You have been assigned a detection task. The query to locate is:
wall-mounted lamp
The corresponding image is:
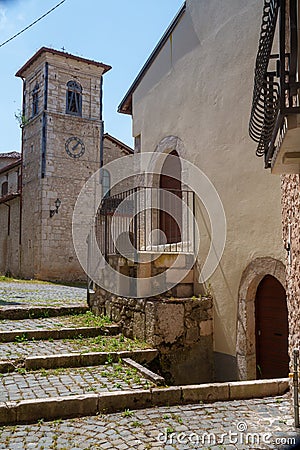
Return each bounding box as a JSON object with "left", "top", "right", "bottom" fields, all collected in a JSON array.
[{"left": 50, "top": 198, "right": 61, "bottom": 218}]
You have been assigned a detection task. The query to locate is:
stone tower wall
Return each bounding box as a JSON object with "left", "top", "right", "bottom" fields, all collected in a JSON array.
[{"left": 19, "top": 50, "right": 106, "bottom": 281}]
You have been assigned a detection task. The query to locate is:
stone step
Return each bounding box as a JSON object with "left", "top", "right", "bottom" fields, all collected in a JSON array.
[
  {"left": 0, "top": 305, "right": 89, "bottom": 320},
  {"left": 0, "top": 378, "right": 289, "bottom": 425},
  {"left": 0, "top": 324, "right": 120, "bottom": 343},
  {"left": 0, "top": 335, "right": 152, "bottom": 363},
  {"left": 0, "top": 349, "right": 159, "bottom": 373},
  {"left": 0, "top": 364, "right": 156, "bottom": 406},
  {"left": 26, "top": 349, "right": 158, "bottom": 371},
  {"left": 0, "top": 314, "right": 105, "bottom": 332}
]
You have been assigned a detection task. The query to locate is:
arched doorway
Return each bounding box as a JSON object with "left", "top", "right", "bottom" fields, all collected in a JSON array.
[
  {"left": 255, "top": 275, "right": 289, "bottom": 379},
  {"left": 159, "top": 150, "right": 182, "bottom": 244}
]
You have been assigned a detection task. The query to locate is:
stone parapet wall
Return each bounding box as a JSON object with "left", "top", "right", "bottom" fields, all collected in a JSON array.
[
  {"left": 99, "top": 253, "right": 194, "bottom": 299},
  {"left": 281, "top": 174, "right": 300, "bottom": 359},
  {"left": 91, "top": 287, "right": 213, "bottom": 385}
]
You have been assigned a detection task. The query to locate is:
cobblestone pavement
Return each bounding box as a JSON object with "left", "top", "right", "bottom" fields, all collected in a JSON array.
[
  {"left": 0, "top": 336, "right": 149, "bottom": 360},
  {"left": 0, "top": 280, "right": 298, "bottom": 449},
  {"left": 0, "top": 282, "right": 86, "bottom": 308},
  {"left": 0, "top": 395, "right": 299, "bottom": 449},
  {"left": 0, "top": 315, "right": 97, "bottom": 332},
  {"left": 0, "top": 364, "right": 154, "bottom": 402}
]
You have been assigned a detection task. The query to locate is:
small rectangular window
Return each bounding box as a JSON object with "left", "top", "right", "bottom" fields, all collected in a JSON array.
[
  {"left": 1, "top": 181, "right": 8, "bottom": 197},
  {"left": 134, "top": 134, "right": 141, "bottom": 153}
]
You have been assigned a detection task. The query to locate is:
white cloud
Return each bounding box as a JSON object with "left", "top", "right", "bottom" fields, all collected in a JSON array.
[
  {"left": 0, "top": 7, "right": 7, "bottom": 31},
  {"left": 16, "top": 13, "right": 25, "bottom": 21}
]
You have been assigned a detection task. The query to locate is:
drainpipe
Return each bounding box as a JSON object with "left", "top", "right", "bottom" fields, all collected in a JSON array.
[
  {"left": 3, "top": 202, "right": 10, "bottom": 236},
  {"left": 87, "top": 75, "right": 104, "bottom": 304},
  {"left": 99, "top": 75, "right": 104, "bottom": 173},
  {"left": 19, "top": 76, "right": 26, "bottom": 275},
  {"left": 293, "top": 348, "right": 299, "bottom": 428}
]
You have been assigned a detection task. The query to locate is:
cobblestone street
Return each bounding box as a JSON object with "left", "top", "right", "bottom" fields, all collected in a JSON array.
[
  {"left": 0, "top": 282, "right": 86, "bottom": 307},
  {"left": 0, "top": 281, "right": 299, "bottom": 449},
  {"left": 0, "top": 364, "right": 154, "bottom": 402},
  {"left": 0, "top": 335, "right": 148, "bottom": 360},
  {"left": 0, "top": 395, "right": 299, "bottom": 449}
]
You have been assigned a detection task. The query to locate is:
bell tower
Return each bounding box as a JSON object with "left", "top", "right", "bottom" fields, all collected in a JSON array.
[{"left": 16, "top": 47, "right": 111, "bottom": 281}]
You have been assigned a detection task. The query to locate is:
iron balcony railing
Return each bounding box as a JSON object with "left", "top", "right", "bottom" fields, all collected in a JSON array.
[
  {"left": 96, "top": 186, "right": 195, "bottom": 259},
  {"left": 249, "top": 0, "right": 300, "bottom": 168}
]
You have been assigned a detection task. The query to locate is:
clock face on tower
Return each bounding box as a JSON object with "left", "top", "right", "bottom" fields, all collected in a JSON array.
[{"left": 65, "top": 136, "right": 85, "bottom": 158}]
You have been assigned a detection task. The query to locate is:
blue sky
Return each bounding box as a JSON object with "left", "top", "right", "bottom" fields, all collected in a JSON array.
[{"left": 0, "top": 0, "right": 183, "bottom": 153}]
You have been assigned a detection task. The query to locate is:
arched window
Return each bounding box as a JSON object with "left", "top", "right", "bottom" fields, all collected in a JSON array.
[
  {"left": 1, "top": 181, "right": 8, "bottom": 197},
  {"left": 102, "top": 169, "right": 110, "bottom": 197},
  {"left": 66, "top": 80, "right": 82, "bottom": 116},
  {"left": 32, "top": 82, "right": 39, "bottom": 116}
]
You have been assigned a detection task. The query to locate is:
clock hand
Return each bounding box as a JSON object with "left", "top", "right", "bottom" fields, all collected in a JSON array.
[{"left": 72, "top": 141, "right": 80, "bottom": 151}]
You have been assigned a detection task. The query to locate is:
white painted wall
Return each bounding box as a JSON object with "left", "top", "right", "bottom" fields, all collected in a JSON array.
[{"left": 130, "top": 0, "right": 284, "bottom": 364}]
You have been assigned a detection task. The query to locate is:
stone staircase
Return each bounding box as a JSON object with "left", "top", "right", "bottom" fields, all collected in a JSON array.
[
  {"left": 0, "top": 282, "right": 163, "bottom": 425},
  {"left": 0, "top": 281, "right": 290, "bottom": 428}
]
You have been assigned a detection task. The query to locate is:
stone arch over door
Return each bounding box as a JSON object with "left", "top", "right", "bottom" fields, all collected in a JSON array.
[{"left": 236, "top": 257, "right": 286, "bottom": 380}]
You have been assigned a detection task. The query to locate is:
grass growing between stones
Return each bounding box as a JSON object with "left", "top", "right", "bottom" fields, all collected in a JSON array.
[
  {"left": 100, "top": 362, "right": 152, "bottom": 387},
  {"left": 45, "top": 311, "right": 112, "bottom": 329},
  {"left": 11, "top": 363, "right": 153, "bottom": 389},
  {"left": 1, "top": 334, "right": 151, "bottom": 361},
  {"left": 0, "top": 276, "right": 51, "bottom": 284},
  {"left": 63, "top": 311, "right": 112, "bottom": 328},
  {"left": 74, "top": 334, "right": 150, "bottom": 353}
]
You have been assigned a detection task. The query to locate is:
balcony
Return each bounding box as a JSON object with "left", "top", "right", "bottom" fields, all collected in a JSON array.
[
  {"left": 96, "top": 186, "right": 195, "bottom": 259},
  {"left": 249, "top": 0, "right": 300, "bottom": 174}
]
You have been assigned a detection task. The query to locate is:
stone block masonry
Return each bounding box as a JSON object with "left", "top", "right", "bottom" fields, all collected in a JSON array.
[
  {"left": 91, "top": 289, "right": 213, "bottom": 385},
  {"left": 281, "top": 174, "right": 300, "bottom": 362}
]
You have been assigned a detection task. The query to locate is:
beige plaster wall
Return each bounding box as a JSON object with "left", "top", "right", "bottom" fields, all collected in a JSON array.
[{"left": 130, "top": 0, "right": 284, "bottom": 360}]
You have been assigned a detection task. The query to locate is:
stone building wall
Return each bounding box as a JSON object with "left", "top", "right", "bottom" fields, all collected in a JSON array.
[
  {"left": 91, "top": 288, "right": 213, "bottom": 385},
  {"left": 21, "top": 115, "right": 44, "bottom": 279},
  {"left": 281, "top": 174, "right": 300, "bottom": 360},
  {"left": 0, "top": 198, "right": 21, "bottom": 276},
  {"left": 0, "top": 161, "right": 21, "bottom": 277}
]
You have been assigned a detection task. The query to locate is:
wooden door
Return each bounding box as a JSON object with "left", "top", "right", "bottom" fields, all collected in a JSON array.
[
  {"left": 255, "top": 275, "right": 289, "bottom": 379},
  {"left": 159, "top": 151, "right": 182, "bottom": 244}
]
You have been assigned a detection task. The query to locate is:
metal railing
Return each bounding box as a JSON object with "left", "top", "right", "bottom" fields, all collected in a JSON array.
[
  {"left": 249, "top": 0, "right": 280, "bottom": 159},
  {"left": 95, "top": 186, "right": 195, "bottom": 259},
  {"left": 249, "top": 0, "right": 300, "bottom": 167}
]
